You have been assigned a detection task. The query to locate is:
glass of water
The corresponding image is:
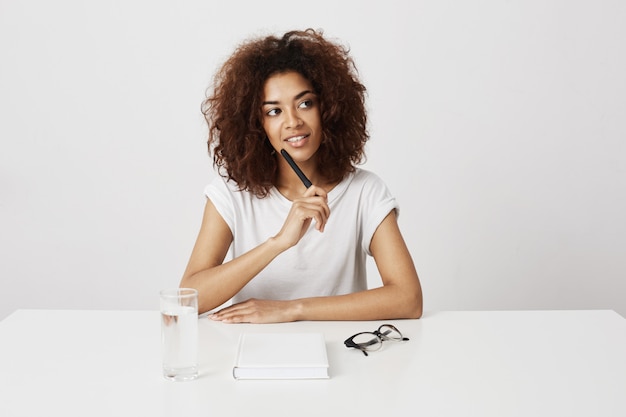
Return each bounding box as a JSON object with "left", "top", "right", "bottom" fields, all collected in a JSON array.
[{"left": 160, "top": 288, "right": 198, "bottom": 381}]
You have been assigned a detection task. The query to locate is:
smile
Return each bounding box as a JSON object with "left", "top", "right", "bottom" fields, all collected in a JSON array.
[{"left": 285, "top": 134, "right": 309, "bottom": 143}]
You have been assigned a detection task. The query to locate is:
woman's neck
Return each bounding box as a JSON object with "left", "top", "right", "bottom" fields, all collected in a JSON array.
[{"left": 275, "top": 158, "right": 339, "bottom": 200}]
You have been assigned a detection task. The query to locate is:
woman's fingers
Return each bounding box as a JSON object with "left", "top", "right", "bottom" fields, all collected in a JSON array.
[
  {"left": 292, "top": 199, "right": 330, "bottom": 231},
  {"left": 303, "top": 184, "right": 327, "bottom": 199},
  {"left": 208, "top": 299, "right": 294, "bottom": 323},
  {"left": 301, "top": 185, "right": 330, "bottom": 230},
  {"left": 276, "top": 196, "right": 330, "bottom": 245}
]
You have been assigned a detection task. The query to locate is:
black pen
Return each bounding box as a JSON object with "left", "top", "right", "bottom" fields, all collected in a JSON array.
[{"left": 280, "top": 149, "right": 312, "bottom": 188}]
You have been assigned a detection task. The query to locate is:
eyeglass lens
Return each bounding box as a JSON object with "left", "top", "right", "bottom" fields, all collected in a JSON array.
[
  {"left": 352, "top": 332, "right": 383, "bottom": 352},
  {"left": 377, "top": 324, "right": 404, "bottom": 341}
]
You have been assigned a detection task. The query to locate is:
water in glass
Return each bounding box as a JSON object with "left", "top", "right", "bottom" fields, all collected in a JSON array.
[{"left": 161, "top": 305, "right": 198, "bottom": 381}]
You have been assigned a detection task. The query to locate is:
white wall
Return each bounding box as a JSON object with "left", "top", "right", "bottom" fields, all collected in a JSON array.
[{"left": 1, "top": 0, "right": 624, "bottom": 320}]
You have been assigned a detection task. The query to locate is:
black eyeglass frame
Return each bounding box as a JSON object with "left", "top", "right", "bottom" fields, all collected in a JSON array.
[{"left": 343, "top": 324, "right": 409, "bottom": 356}]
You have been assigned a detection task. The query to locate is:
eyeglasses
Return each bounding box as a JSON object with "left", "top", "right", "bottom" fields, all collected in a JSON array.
[{"left": 344, "top": 324, "right": 409, "bottom": 356}]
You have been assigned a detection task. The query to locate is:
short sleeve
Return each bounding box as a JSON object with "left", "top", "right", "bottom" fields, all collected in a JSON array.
[
  {"left": 360, "top": 173, "right": 400, "bottom": 256},
  {"left": 204, "top": 177, "right": 235, "bottom": 234}
]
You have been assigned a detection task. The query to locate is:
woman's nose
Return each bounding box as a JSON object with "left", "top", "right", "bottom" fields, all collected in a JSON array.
[{"left": 285, "top": 110, "right": 303, "bottom": 128}]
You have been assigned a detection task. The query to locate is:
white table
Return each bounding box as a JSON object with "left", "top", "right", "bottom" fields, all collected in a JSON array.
[{"left": 1, "top": 309, "right": 625, "bottom": 416}]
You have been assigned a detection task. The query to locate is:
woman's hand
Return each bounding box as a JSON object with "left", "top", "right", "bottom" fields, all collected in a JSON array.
[
  {"left": 208, "top": 298, "right": 300, "bottom": 323},
  {"left": 272, "top": 185, "right": 330, "bottom": 250}
]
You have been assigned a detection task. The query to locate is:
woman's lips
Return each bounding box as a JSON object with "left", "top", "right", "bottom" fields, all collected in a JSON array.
[{"left": 284, "top": 134, "right": 309, "bottom": 147}]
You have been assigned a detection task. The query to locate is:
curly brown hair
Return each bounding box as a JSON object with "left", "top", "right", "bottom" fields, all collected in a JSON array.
[{"left": 201, "top": 29, "right": 368, "bottom": 197}]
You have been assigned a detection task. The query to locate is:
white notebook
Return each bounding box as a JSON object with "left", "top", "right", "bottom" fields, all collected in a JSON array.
[{"left": 233, "top": 332, "right": 329, "bottom": 380}]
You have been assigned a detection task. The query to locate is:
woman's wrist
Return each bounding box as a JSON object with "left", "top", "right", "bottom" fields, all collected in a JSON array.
[
  {"left": 287, "top": 299, "right": 305, "bottom": 322},
  {"left": 266, "top": 235, "right": 292, "bottom": 254}
]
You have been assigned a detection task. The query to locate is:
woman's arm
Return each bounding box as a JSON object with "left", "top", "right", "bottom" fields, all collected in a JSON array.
[
  {"left": 180, "top": 198, "right": 281, "bottom": 313},
  {"left": 209, "top": 210, "right": 422, "bottom": 323},
  {"left": 180, "top": 185, "right": 331, "bottom": 314}
]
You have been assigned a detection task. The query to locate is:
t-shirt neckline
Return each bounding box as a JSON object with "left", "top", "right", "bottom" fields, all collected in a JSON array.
[{"left": 269, "top": 169, "right": 357, "bottom": 207}]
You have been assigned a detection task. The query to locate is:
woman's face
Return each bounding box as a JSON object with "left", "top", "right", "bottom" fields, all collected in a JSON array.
[{"left": 261, "top": 71, "right": 322, "bottom": 164}]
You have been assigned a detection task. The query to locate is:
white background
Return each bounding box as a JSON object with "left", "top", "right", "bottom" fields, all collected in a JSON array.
[{"left": 1, "top": 0, "right": 624, "bottom": 320}]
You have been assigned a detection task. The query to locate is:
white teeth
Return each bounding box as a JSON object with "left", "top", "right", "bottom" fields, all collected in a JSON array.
[{"left": 286, "top": 135, "right": 306, "bottom": 142}]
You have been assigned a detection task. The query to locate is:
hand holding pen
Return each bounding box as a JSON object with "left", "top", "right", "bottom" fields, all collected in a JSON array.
[{"left": 271, "top": 149, "right": 330, "bottom": 249}]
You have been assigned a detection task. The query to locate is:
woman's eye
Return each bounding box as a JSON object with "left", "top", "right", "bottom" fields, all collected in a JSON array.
[
  {"left": 298, "top": 99, "right": 313, "bottom": 109},
  {"left": 266, "top": 108, "right": 281, "bottom": 116}
]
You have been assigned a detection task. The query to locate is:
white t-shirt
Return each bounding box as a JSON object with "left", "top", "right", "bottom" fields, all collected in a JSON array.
[{"left": 204, "top": 168, "right": 399, "bottom": 303}]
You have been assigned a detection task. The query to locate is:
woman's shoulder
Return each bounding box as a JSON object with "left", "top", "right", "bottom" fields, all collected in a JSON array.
[
  {"left": 204, "top": 175, "right": 281, "bottom": 208},
  {"left": 329, "top": 168, "right": 393, "bottom": 204},
  {"left": 205, "top": 175, "right": 233, "bottom": 196},
  {"left": 350, "top": 168, "right": 389, "bottom": 188},
  {"left": 204, "top": 175, "right": 258, "bottom": 207}
]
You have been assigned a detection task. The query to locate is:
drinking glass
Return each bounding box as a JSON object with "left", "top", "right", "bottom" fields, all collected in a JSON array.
[{"left": 160, "top": 288, "right": 198, "bottom": 381}]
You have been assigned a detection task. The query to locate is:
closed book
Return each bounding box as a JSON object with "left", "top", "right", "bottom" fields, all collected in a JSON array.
[{"left": 233, "top": 332, "right": 329, "bottom": 380}]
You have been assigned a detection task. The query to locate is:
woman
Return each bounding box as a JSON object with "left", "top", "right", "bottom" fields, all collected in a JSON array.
[{"left": 181, "top": 29, "right": 422, "bottom": 323}]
